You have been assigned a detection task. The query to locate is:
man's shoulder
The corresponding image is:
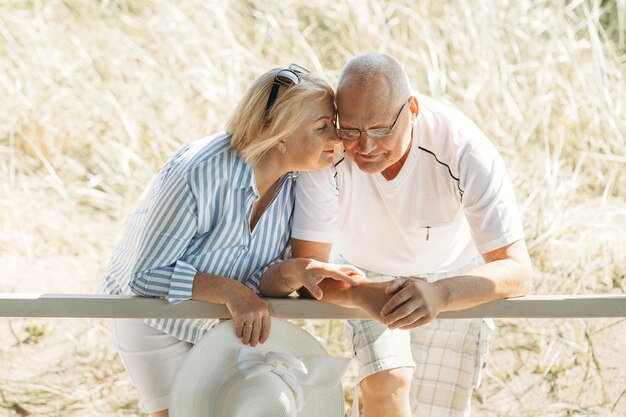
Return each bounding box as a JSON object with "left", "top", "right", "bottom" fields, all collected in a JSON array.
[
  {"left": 415, "top": 94, "right": 493, "bottom": 163},
  {"left": 414, "top": 92, "right": 470, "bottom": 122}
]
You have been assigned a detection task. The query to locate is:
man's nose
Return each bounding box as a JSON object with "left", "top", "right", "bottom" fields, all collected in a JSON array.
[{"left": 357, "top": 133, "right": 376, "bottom": 152}]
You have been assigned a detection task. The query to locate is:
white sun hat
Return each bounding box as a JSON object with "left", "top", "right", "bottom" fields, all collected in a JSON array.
[{"left": 170, "top": 318, "right": 350, "bottom": 417}]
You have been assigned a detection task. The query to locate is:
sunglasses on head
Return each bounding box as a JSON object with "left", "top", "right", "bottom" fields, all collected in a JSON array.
[{"left": 265, "top": 63, "right": 310, "bottom": 113}]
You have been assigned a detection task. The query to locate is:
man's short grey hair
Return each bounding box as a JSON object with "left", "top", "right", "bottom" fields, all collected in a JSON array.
[{"left": 338, "top": 53, "right": 412, "bottom": 106}]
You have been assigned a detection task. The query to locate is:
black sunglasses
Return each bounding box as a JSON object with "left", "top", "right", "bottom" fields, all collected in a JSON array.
[{"left": 265, "top": 64, "right": 310, "bottom": 113}]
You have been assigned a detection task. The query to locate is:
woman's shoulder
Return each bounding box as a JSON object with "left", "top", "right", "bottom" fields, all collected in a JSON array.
[
  {"left": 167, "top": 132, "right": 239, "bottom": 176},
  {"left": 179, "top": 132, "right": 233, "bottom": 163}
]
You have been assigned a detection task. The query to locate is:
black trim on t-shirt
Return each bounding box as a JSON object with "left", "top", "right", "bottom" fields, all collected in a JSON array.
[
  {"left": 417, "top": 146, "right": 464, "bottom": 200},
  {"left": 333, "top": 156, "right": 345, "bottom": 179}
]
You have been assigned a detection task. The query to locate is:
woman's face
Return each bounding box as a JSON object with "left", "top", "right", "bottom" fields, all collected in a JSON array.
[{"left": 282, "top": 94, "right": 341, "bottom": 171}]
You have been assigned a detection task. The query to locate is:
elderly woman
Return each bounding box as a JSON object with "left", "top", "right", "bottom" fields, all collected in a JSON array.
[{"left": 101, "top": 66, "right": 363, "bottom": 417}]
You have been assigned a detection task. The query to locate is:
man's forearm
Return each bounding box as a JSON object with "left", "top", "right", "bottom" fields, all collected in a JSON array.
[
  {"left": 435, "top": 257, "right": 532, "bottom": 312},
  {"left": 316, "top": 279, "right": 392, "bottom": 322}
]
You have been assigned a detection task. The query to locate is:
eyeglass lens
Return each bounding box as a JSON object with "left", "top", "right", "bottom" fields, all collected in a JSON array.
[{"left": 337, "top": 100, "right": 408, "bottom": 139}]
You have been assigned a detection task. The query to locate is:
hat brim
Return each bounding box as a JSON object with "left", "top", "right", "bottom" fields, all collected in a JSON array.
[{"left": 170, "top": 318, "right": 345, "bottom": 417}]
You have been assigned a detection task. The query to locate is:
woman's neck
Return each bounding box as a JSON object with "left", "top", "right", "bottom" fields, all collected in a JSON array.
[{"left": 253, "top": 151, "right": 289, "bottom": 196}]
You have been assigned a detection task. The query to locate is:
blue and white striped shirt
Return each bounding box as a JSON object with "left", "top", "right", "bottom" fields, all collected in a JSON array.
[{"left": 101, "top": 132, "right": 296, "bottom": 343}]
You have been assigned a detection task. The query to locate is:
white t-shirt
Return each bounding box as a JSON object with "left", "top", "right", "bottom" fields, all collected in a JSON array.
[{"left": 292, "top": 94, "right": 525, "bottom": 277}]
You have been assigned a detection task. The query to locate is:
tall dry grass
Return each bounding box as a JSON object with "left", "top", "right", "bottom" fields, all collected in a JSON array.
[{"left": 0, "top": 0, "right": 624, "bottom": 416}]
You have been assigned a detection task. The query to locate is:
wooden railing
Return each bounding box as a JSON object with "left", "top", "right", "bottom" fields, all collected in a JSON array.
[{"left": 1, "top": 293, "right": 624, "bottom": 319}]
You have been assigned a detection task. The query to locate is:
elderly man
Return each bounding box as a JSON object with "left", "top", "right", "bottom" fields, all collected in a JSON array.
[{"left": 261, "top": 53, "right": 532, "bottom": 417}]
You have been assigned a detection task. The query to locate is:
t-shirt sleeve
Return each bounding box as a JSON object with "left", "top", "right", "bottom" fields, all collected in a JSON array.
[
  {"left": 459, "top": 136, "right": 525, "bottom": 254},
  {"left": 291, "top": 167, "right": 339, "bottom": 243}
]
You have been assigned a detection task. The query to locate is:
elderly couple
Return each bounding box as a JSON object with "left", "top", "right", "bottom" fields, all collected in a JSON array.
[{"left": 102, "top": 53, "right": 532, "bottom": 417}]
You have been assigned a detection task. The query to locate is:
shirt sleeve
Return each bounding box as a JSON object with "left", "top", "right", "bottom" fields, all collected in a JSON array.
[
  {"left": 245, "top": 258, "right": 282, "bottom": 295},
  {"left": 291, "top": 167, "right": 339, "bottom": 243},
  {"left": 125, "top": 165, "right": 199, "bottom": 304},
  {"left": 459, "top": 136, "right": 525, "bottom": 254}
]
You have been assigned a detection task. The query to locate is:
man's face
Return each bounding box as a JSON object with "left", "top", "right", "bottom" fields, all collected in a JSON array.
[{"left": 336, "top": 78, "right": 415, "bottom": 176}]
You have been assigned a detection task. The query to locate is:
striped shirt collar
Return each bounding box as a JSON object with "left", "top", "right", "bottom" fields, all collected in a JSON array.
[
  {"left": 229, "top": 158, "right": 256, "bottom": 190},
  {"left": 228, "top": 159, "right": 300, "bottom": 191}
]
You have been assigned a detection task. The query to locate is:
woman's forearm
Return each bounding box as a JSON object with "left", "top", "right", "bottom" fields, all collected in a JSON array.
[
  {"left": 191, "top": 271, "right": 248, "bottom": 304},
  {"left": 258, "top": 259, "right": 303, "bottom": 297}
]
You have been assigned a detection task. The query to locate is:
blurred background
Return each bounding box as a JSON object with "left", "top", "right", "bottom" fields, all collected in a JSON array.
[{"left": 0, "top": 0, "right": 624, "bottom": 416}]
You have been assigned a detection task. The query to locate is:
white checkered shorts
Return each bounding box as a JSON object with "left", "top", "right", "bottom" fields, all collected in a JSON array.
[
  {"left": 346, "top": 318, "right": 415, "bottom": 382},
  {"left": 410, "top": 318, "right": 489, "bottom": 417},
  {"left": 346, "top": 258, "right": 491, "bottom": 417},
  {"left": 347, "top": 318, "right": 490, "bottom": 417}
]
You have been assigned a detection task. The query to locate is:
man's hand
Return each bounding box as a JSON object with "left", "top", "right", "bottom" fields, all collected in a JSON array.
[
  {"left": 282, "top": 258, "right": 366, "bottom": 300},
  {"left": 380, "top": 277, "right": 444, "bottom": 329}
]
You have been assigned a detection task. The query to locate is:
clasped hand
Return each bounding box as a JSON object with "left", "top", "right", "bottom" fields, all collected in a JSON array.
[
  {"left": 380, "top": 276, "right": 444, "bottom": 330},
  {"left": 283, "top": 258, "right": 367, "bottom": 300}
]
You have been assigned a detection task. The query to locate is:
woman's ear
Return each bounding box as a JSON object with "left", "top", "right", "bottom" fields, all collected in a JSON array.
[{"left": 276, "top": 140, "right": 287, "bottom": 155}]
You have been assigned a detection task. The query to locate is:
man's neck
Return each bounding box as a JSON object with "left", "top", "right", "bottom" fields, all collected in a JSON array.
[{"left": 380, "top": 138, "right": 412, "bottom": 181}]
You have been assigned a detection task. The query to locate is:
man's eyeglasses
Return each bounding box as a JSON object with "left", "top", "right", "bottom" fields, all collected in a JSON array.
[
  {"left": 336, "top": 99, "right": 409, "bottom": 140},
  {"left": 265, "top": 64, "right": 310, "bottom": 113}
]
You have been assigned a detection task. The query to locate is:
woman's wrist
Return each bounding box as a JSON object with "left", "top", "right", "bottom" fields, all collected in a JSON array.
[{"left": 221, "top": 279, "right": 249, "bottom": 303}]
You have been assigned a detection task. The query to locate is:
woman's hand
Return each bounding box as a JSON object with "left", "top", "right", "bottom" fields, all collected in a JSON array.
[
  {"left": 224, "top": 284, "right": 271, "bottom": 347},
  {"left": 281, "top": 258, "right": 367, "bottom": 300}
]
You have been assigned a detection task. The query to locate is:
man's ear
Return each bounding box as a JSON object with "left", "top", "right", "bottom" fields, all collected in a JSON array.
[{"left": 409, "top": 96, "right": 419, "bottom": 122}]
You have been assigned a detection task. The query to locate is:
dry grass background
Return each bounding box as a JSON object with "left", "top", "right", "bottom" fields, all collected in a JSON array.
[{"left": 0, "top": 0, "right": 624, "bottom": 416}]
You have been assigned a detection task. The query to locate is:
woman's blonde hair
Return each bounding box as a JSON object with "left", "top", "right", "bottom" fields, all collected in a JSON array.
[{"left": 226, "top": 68, "right": 334, "bottom": 163}]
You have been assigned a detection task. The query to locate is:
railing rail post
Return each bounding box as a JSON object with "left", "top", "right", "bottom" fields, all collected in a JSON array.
[{"left": 0, "top": 294, "right": 625, "bottom": 319}]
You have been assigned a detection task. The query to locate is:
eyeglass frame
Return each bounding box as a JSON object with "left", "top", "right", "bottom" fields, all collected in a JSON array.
[
  {"left": 264, "top": 64, "right": 310, "bottom": 113},
  {"left": 335, "top": 99, "right": 410, "bottom": 140}
]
